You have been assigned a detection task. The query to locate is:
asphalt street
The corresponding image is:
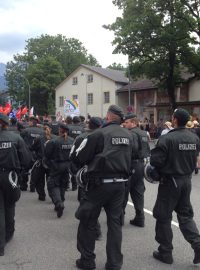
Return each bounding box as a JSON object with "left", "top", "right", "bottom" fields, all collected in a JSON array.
[{"left": 1, "top": 171, "right": 200, "bottom": 270}]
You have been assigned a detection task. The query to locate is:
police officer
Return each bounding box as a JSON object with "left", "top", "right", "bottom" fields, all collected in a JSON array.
[
  {"left": 45, "top": 123, "right": 74, "bottom": 218},
  {"left": 68, "top": 116, "right": 85, "bottom": 139},
  {"left": 70, "top": 116, "right": 103, "bottom": 240},
  {"left": 150, "top": 108, "right": 200, "bottom": 264},
  {"left": 123, "top": 114, "right": 150, "bottom": 227},
  {"left": 73, "top": 105, "right": 136, "bottom": 270},
  {"left": 0, "top": 113, "right": 31, "bottom": 256},
  {"left": 20, "top": 116, "right": 43, "bottom": 191},
  {"left": 68, "top": 116, "right": 85, "bottom": 190},
  {"left": 30, "top": 123, "right": 57, "bottom": 201},
  {"left": 70, "top": 116, "right": 103, "bottom": 200}
]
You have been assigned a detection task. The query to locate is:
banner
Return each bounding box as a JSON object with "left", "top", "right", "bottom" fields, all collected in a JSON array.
[
  {"left": 29, "top": 107, "right": 34, "bottom": 116},
  {"left": 64, "top": 99, "right": 80, "bottom": 116}
]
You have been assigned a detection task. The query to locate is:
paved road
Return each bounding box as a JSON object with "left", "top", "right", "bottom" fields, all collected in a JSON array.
[{"left": 1, "top": 172, "right": 200, "bottom": 270}]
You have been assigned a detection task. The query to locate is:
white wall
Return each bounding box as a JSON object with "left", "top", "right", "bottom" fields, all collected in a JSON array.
[{"left": 189, "top": 79, "right": 200, "bottom": 101}]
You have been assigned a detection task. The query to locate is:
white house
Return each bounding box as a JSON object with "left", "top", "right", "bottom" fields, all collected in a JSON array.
[{"left": 55, "top": 64, "right": 128, "bottom": 119}]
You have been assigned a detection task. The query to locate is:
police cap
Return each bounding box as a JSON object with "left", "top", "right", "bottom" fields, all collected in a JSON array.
[
  {"left": 108, "top": 105, "right": 124, "bottom": 120},
  {"left": 29, "top": 116, "right": 39, "bottom": 122},
  {"left": 73, "top": 116, "right": 81, "bottom": 123},
  {"left": 0, "top": 113, "right": 9, "bottom": 125},
  {"left": 124, "top": 112, "right": 137, "bottom": 120},
  {"left": 173, "top": 108, "right": 190, "bottom": 126},
  {"left": 59, "top": 123, "right": 69, "bottom": 131},
  {"left": 89, "top": 117, "right": 103, "bottom": 128}
]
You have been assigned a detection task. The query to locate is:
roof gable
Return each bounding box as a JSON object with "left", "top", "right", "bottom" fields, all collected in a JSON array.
[
  {"left": 55, "top": 64, "right": 129, "bottom": 91},
  {"left": 81, "top": 64, "right": 128, "bottom": 84}
]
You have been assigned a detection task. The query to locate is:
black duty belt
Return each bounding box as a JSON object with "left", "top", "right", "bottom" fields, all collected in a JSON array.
[{"left": 101, "top": 178, "right": 128, "bottom": 183}]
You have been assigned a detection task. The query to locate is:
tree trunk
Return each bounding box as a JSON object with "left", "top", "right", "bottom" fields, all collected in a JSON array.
[{"left": 166, "top": 51, "right": 177, "bottom": 112}]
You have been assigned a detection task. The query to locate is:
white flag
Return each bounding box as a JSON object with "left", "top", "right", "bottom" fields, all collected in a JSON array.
[{"left": 29, "top": 107, "right": 34, "bottom": 116}]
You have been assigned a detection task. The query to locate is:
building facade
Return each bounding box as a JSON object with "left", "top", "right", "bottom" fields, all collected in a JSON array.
[
  {"left": 117, "top": 78, "right": 200, "bottom": 125},
  {"left": 55, "top": 64, "right": 128, "bottom": 119}
]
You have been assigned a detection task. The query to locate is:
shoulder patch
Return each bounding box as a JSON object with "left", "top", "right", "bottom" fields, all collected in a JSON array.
[{"left": 75, "top": 138, "right": 88, "bottom": 156}]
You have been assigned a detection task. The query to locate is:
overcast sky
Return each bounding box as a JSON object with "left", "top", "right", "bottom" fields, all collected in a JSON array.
[{"left": 0, "top": 0, "right": 128, "bottom": 68}]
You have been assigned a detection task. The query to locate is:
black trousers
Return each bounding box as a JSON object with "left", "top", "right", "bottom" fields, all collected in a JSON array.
[
  {"left": 31, "top": 162, "right": 49, "bottom": 198},
  {"left": 153, "top": 175, "right": 200, "bottom": 254},
  {"left": 0, "top": 173, "right": 15, "bottom": 250},
  {"left": 76, "top": 182, "right": 125, "bottom": 270},
  {"left": 47, "top": 171, "right": 69, "bottom": 207},
  {"left": 123, "top": 160, "right": 145, "bottom": 215},
  {"left": 19, "top": 157, "right": 34, "bottom": 191}
]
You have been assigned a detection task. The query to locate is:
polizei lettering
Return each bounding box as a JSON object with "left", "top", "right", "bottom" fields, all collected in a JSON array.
[
  {"left": 179, "top": 144, "right": 196, "bottom": 150},
  {"left": 62, "top": 145, "right": 72, "bottom": 150},
  {"left": 112, "top": 137, "right": 130, "bottom": 145},
  {"left": 0, "top": 142, "right": 12, "bottom": 149},
  {"left": 31, "top": 134, "right": 40, "bottom": 138}
]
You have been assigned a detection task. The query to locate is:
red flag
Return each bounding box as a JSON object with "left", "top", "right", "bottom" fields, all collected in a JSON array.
[
  {"left": 3, "top": 102, "right": 11, "bottom": 115},
  {"left": 21, "top": 106, "right": 28, "bottom": 115},
  {"left": 0, "top": 106, "right": 3, "bottom": 113},
  {"left": 16, "top": 108, "right": 21, "bottom": 120}
]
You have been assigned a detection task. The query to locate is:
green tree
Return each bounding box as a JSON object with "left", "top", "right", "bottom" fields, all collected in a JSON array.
[
  {"left": 107, "top": 62, "right": 126, "bottom": 70},
  {"left": 26, "top": 56, "right": 65, "bottom": 115},
  {"left": 105, "top": 0, "right": 200, "bottom": 110},
  {"left": 6, "top": 34, "right": 99, "bottom": 113}
]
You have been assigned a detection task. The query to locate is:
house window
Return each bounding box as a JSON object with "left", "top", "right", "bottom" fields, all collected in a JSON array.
[
  {"left": 72, "top": 77, "right": 78, "bottom": 85},
  {"left": 72, "top": 95, "right": 78, "bottom": 100},
  {"left": 87, "top": 93, "right": 93, "bottom": 105},
  {"left": 104, "top": 92, "right": 110, "bottom": 103},
  {"left": 87, "top": 74, "right": 93, "bottom": 83},
  {"left": 59, "top": 96, "right": 64, "bottom": 107}
]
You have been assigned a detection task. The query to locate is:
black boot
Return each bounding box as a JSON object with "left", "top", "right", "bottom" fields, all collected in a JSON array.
[
  {"left": 0, "top": 247, "right": 4, "bottom": 256},
  {"left": 130, "top": 210, "right": 145, "bottom": 227},
  {"left": 194, "top": 248, "right": 200, "bottom": 264},
  {"left": 6, "top": 232, "right": 14, "bottom": 243},
  {"left": 153, "top": 251, "right": 173, "bottom": 264},
  {"left": 38, "top": 195, "right": 46, "bottom": 201},
  {"left": 55, "top": 202, "right": 64, "bottom": 218},
  {"left": 76, "top": 259, "right": 95, "bottom": 270}
]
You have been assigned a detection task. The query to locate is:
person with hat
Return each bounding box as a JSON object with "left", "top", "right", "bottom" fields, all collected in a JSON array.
[
  {"left": 123, "top": 113, "right": 150, "bottom": 227},
  {"left": 150, "top": 108, "right": 200, "bottom": 264},
  {"left": 44, "top": 123, "right": 74, "bottom": 217},
  {"left": 72, "top": 105, "right": 137, "bottom": 270},
  {"left": 0, "top": 113, "right": 31, "bottom": 256},
  {"left": 161, "top": 121, "right": 173, "bottom": 136},
  {"left": 20, "top": 116, "right": 44, "bottom": 192}
]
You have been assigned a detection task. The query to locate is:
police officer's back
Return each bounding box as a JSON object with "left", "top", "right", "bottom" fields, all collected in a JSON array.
[
  {"left": 45, "top": 123, "right": 74, "bottom": 217},
  {"left": 150, "top": 108, "right": 200, "bottom": 265},
  {"left": 0, "top": 113, "right": 31, "bottom": 256},
  {"left": 20, "top": 116, "right": 43, "bottom": 148},
  {"left": 123, "top": 114, "right": 150, "bottom": 227},
  {"left": 20, "top": 116, "right": 43, "bottom": 191},
  {"left": 68, "top": 116, "right": 85, "bottom": 139},
  {"left": 73, "top": 105, "right": 135, "bottom": 270}
]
